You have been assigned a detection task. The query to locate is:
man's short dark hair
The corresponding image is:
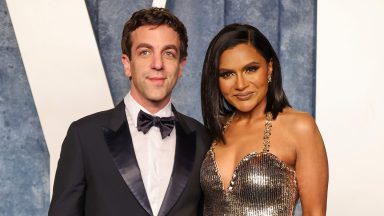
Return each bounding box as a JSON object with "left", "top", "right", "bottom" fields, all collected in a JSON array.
[{"left": 121, "top": 7, "right": 188, "bottom": 61}]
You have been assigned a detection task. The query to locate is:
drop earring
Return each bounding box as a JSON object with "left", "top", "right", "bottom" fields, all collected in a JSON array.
[{"left": 268, "top": 75, "right": 272, "bottom": 84}]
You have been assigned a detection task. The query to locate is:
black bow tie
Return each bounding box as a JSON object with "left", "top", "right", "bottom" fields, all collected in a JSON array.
[{"left": 137, "top": 110, "right": 176, "bottom": 139}]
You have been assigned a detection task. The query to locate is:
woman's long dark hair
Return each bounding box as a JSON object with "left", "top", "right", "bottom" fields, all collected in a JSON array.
[{"left": 201, "top": 23, "right": 290, "bottom": 142}]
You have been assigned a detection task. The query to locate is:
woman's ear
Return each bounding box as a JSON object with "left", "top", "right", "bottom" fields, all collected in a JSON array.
[{"left": 268, "top": 59, "right": 273, "bottom": 77}]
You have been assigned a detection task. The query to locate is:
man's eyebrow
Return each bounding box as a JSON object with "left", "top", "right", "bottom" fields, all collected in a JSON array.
[
  {"left": 136, "top": 43, "right": 153, "bottom": 49},
  {"left": 135, "top": 44, "right": 178, "bottom": 53},
  {"left": 163, "top": 45, "right": 178, "bottom": 51}
]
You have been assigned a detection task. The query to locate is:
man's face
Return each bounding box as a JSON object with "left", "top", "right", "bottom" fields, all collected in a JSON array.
[{"left": 122, "top": 25, "right": 185, "bottom": 112}]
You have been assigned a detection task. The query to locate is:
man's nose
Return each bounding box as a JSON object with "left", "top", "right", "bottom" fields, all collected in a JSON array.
[{"left": 151, "top": 53, "right": 164, "bottom": 70}]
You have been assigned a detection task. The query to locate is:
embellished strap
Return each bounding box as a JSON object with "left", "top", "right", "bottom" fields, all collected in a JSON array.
[
  {"left": 223, "top": 112, "right": 236, "bottom": 131},
  {"left": 262, "top": 112, "right": 273, "bottom": 152},
  {"left": 214, "top": 112, "right": 272, "bottom": 152},
  {"left": 212, "top": 112, "right": 236, "bottom": 149}
]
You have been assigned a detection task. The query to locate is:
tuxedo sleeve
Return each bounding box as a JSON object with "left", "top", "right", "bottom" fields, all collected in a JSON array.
[{"left": 49, "top": 122, "right": 86, "bottom": 216}]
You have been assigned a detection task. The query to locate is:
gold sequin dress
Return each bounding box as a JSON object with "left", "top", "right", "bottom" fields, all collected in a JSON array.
[{"left": 200, "top": 113, "right": 298, "bottom": 216}]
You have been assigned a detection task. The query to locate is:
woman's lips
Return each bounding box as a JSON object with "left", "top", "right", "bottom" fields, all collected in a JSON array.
[{"left": 234, "top": 92, "right": 253, "bottom": 100}]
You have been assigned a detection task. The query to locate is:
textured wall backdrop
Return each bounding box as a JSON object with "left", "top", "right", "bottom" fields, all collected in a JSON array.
[
  {"left": 0, "top": 0, "right": 316, "bottom": 215},
  {"left": 85, "top": 0, "right": 316, "bottom": 118},
  {"left": 0, "top": 0, "right": 50, "bottom": 215}
]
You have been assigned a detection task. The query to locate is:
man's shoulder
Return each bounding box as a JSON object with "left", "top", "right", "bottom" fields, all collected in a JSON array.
[
  {"left": 71, "top": 104, "right": 122, "bottom": 129},
  {"left": 175, "top": 111, "right": 212, "bottom": 150},
  {"left": 175, "top": 111, "right": 204, "bottom": 129}
]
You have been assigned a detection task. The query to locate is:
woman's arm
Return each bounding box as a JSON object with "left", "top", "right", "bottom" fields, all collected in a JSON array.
[{"left": 294, "top": 113, "right": 328, "bottom": 216}]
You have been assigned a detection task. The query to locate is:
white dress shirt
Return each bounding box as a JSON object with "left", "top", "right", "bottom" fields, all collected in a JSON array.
[{"left": 124, "top": 92, "right": 176, "bottom": 216}]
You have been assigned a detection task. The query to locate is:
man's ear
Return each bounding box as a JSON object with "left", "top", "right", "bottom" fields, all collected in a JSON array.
[
  {"left": 178, "top": 58, "right": 187, "bottom": 77},
  {"left": 121, "top": 54, "right": 131, "bottom": 78}
]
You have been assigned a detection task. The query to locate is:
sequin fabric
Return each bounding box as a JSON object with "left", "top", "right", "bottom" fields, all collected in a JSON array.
[{"left": 200, "top": 112, "right": 298, "bottom": 216}]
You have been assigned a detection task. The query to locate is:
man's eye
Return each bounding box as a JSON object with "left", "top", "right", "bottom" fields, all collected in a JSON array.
[
  {"left": 219, "top": 71, "right": 234, "bottom": 79},
  {"left": 164, "top": 50, "right": 176, "bottom": 58},
  {"left": 139, "top": 50, "right": 150, "bottom": 56}
]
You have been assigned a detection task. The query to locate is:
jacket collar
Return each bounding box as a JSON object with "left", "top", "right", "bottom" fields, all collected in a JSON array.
[{"left": 103, "top": 101, "right": 197, "bottom": 216}]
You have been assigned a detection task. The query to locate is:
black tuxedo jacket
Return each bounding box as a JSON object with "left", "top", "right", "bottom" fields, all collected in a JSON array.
[{"left": 48, "top": 101, "right": 211, "bottom": 216}]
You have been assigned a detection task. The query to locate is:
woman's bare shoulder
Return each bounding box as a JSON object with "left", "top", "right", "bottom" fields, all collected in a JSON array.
[{"left": 277, "top": 108, "right": 319, "bottom": 138}]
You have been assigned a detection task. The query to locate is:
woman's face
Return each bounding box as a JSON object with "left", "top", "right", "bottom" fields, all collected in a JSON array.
[{"left": 218, "top": 43, "right": 272, "bottom": 113}]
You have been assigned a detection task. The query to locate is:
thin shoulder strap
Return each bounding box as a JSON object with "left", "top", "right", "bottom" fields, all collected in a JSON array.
[
  {"left": 262, "top": 112, "right": 273, "bottom": 152},
  {"left": 211, "top": 112, "right": 236, "bottom": 150},
  {"left": 223, "top": 112, "right": 236, "bottom": 131}
]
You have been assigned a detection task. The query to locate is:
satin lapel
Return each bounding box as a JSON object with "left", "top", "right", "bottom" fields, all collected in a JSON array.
[
  {"left": 158, "top": 108, "right": 196, "bottom": 216},
  {"left": 103, "top": 101, "right": 153, "bottom": 216}
]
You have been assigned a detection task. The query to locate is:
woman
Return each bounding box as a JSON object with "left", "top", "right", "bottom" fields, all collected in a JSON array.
[{"left": 200, "top": 23, "right": 328, "bottom": 216}]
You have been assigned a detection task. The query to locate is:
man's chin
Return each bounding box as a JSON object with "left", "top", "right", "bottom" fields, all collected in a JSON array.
[{"left": 147, "top": 94, "right": 171, "bottom": 104}]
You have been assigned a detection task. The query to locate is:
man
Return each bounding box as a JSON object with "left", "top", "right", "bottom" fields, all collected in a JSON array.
[{"left": 49, "top": 8, "right": 210, "bottom": 216}]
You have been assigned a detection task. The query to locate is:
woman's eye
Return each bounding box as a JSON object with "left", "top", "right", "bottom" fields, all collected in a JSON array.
[
  {"left": 246, "top": 66, "right": 258, "bottom": 72},
  {"left": 219, "top": 71, "right": 234, "bottom": 79}
]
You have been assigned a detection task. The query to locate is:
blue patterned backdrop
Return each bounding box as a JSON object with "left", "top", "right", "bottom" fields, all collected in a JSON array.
[
  {"left": 0, "top": 0, "right": 316, "bottom": 215},
  {"left": 0, "top": 0, "right": 49, "bottom": 215}
]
